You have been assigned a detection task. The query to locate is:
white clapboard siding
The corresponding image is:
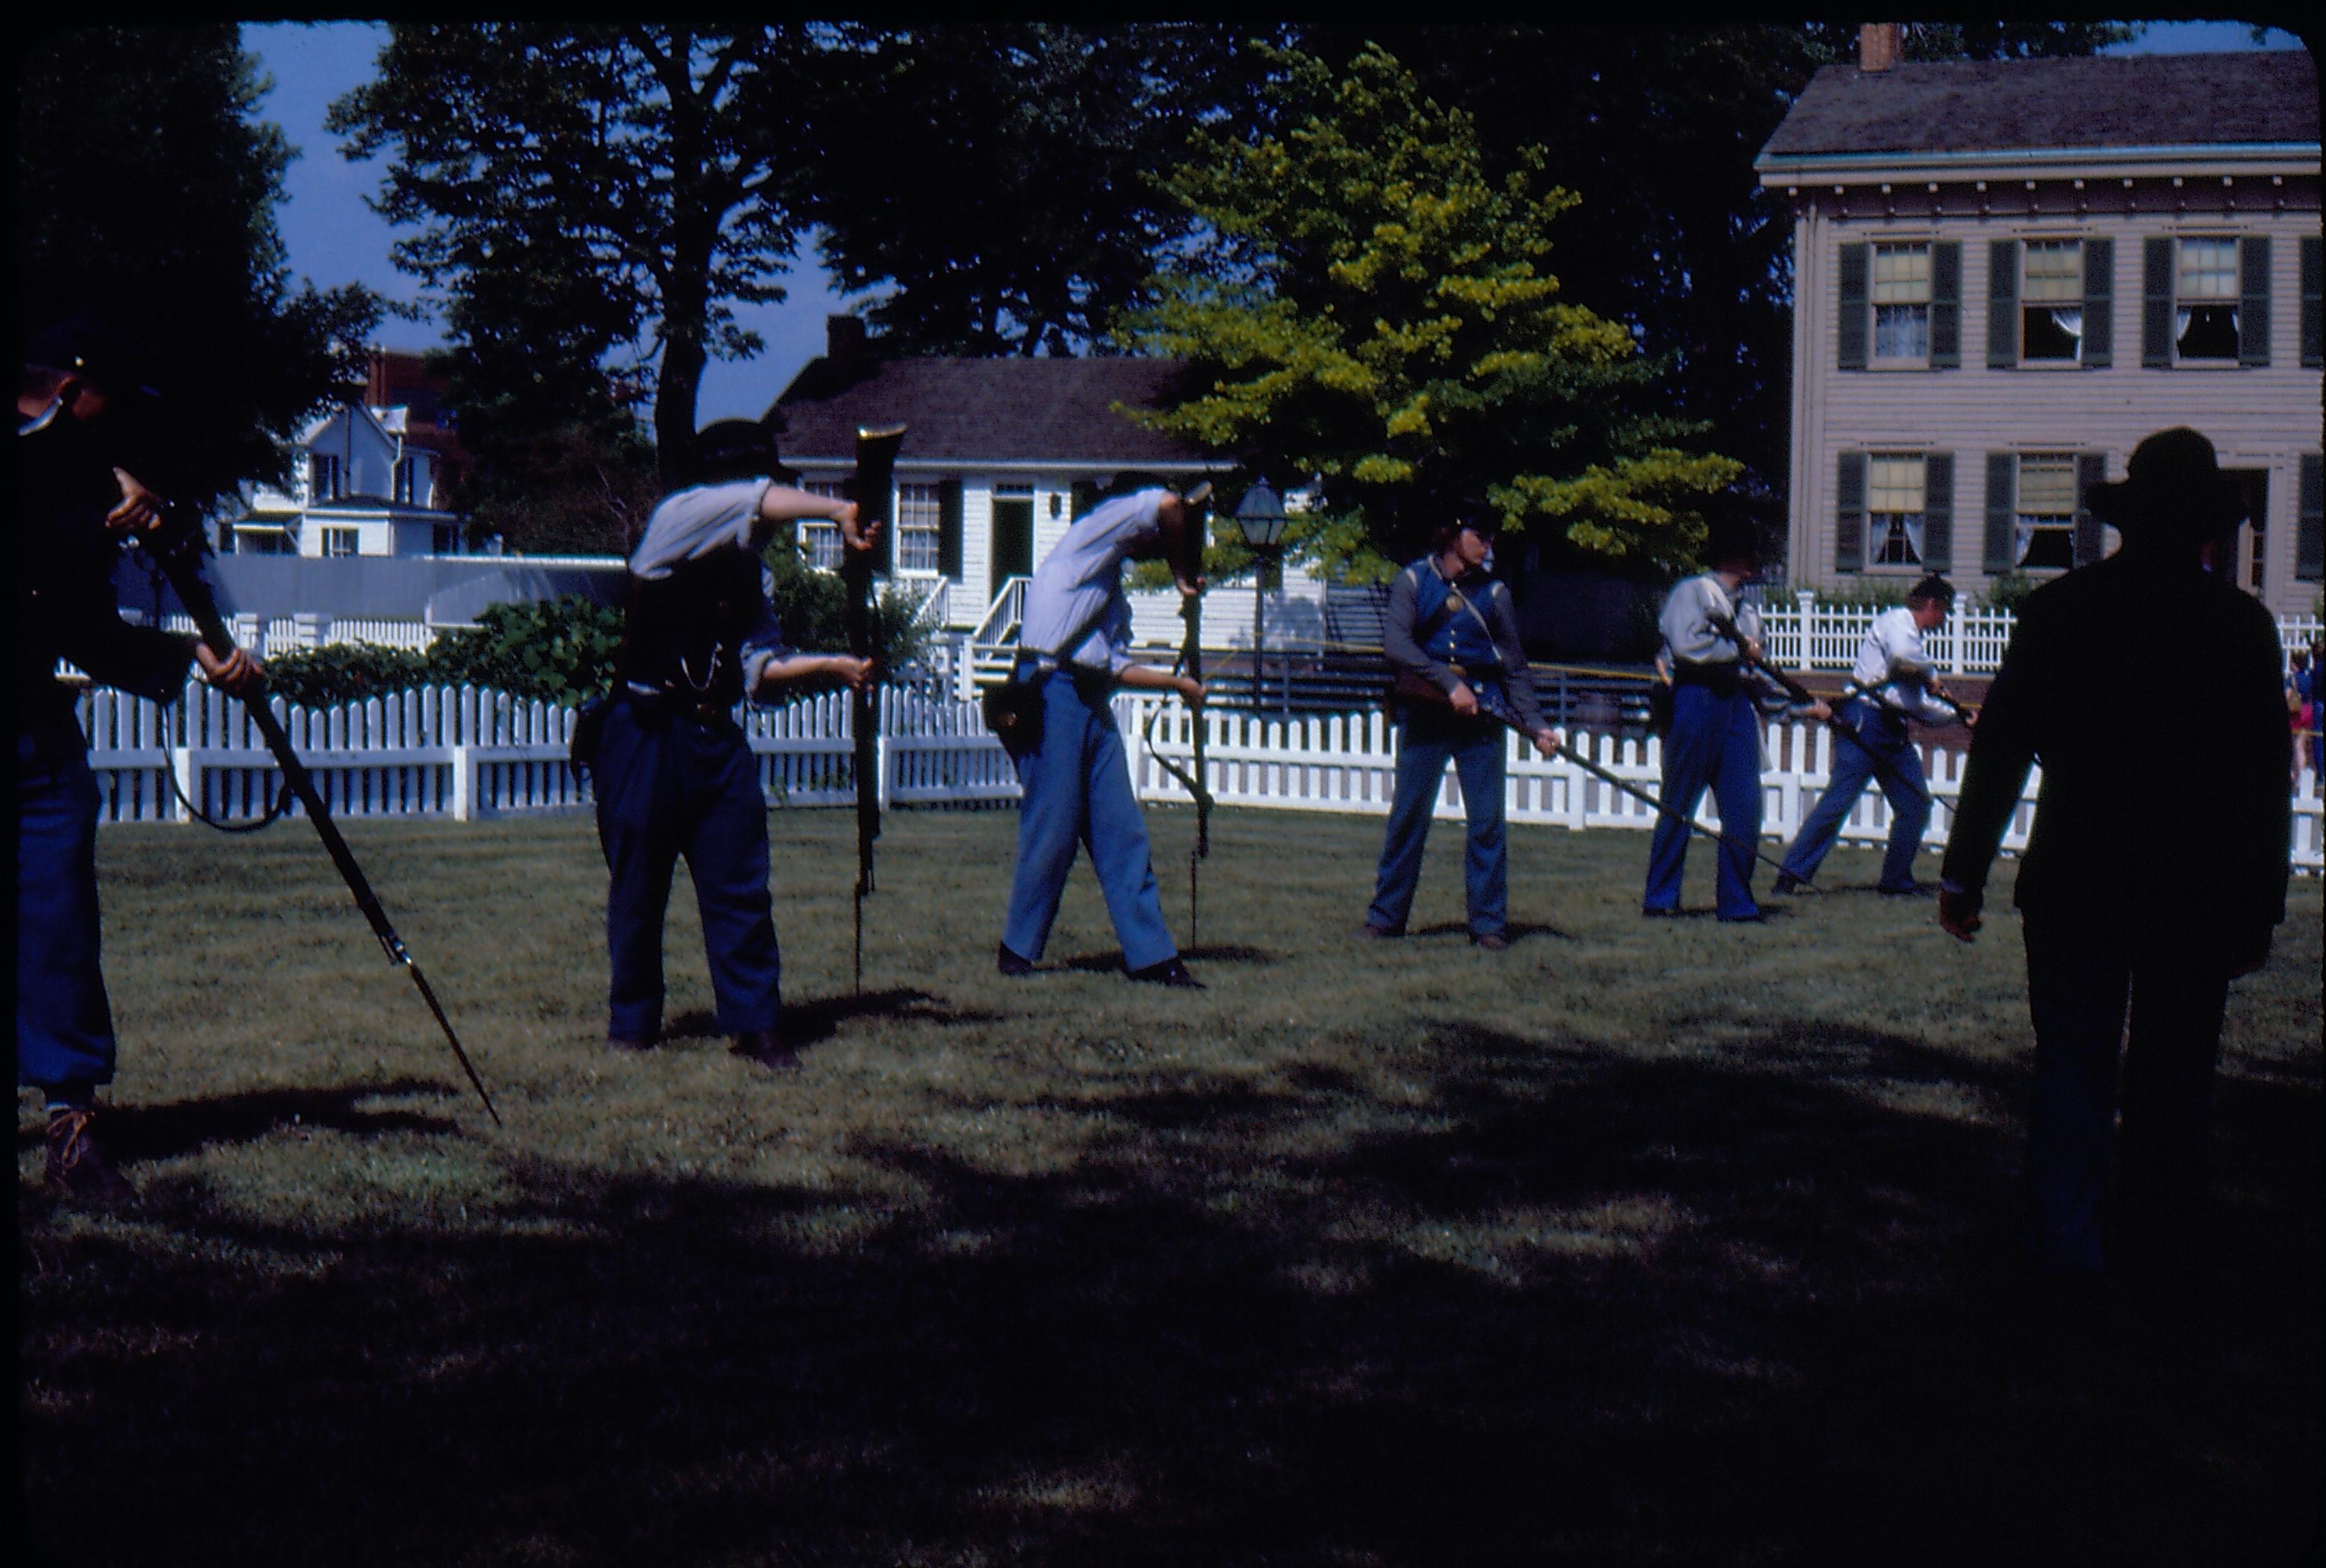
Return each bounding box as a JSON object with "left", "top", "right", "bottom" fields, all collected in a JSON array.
[{"left": 72, "top": 681, "right": 2323, "bottom": 875}]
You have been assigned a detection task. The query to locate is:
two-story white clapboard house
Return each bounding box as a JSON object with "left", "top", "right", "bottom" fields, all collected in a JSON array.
[
  {"left": 223, "top": 350, "right": 480, "bottom": 559},
  {"left": 767, "top": 319, "right": 1330, "bottom": 660},
  {"left": 1756, "top": 34, "right": 2321, "bottom": 615}
]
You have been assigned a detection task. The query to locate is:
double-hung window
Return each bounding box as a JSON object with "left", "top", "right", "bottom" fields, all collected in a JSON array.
[
  {"left": 2175, "top": 238, "right": 2241, "bottom": 360},
  {"left": 895, "top": 482, "right": 943, "bottom": 574},
  {"left": 797, "top": 479, "right": 845, "bottom": 571},
  {"left": 309, "top": 453, "right": 342, "bottom": 503},
  {"left": 2021, "top": 242, "right": 2083, "bottom": 360},
  {"left": 1869, "top": 456, "right": 1927, "bottom": 566},
  {"left": 2014, "top": 455, "right": 2080, "bottom": 571},
  {"left": 320, "top": 526, "right": 360, "bottom": 558},
  {"left": 1872, "top": 245, "right": 1931, "bottom": 362}
]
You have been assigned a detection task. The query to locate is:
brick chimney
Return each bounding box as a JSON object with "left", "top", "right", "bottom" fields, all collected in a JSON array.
[
  {"left": 1859, "top": 22, "right": 1902, "bottom": 73},
  {"left": 826, "top": 314, "right": 867, "bottom": 363}
]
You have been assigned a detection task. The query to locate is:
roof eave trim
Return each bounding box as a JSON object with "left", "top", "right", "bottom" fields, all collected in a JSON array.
[{"left": 1757, "top": 141, "right": 2321, "bottom": 179}]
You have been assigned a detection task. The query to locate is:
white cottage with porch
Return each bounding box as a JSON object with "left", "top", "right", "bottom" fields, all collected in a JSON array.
[{"left": 767, "top": 320, "right": 1330, "bottom": 681}]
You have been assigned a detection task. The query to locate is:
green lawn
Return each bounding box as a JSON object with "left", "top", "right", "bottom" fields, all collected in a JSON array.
[{"left": 19, "top": 805, "right": 2323, "bottom": 1567}]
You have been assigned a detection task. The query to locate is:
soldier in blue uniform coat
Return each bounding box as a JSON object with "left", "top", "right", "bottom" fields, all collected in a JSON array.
[
  {"left": 1358, "top": 510, "right": 1562, "bottom": 949},
  {"left": 591, "top": 421, "right": 875, "bottom": 1068},
  {"left": 17, "top": 316, "right": 263, "bottom": 1198}
]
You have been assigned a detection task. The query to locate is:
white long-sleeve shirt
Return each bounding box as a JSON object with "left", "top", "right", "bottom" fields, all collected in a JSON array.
[
  {"left": 1017, "top": 487, "right": 1168, "bottom": 677},
  {"left": 1849, "top": 606, "right": 1951, "bottom": 724},
  {"left": 1658, "top": 572, "right": 1761, "bottom": 664}
]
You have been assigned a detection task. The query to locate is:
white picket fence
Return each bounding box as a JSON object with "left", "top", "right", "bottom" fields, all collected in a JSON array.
[
  {"left": 1759, "top": 592, "right": 2323, "bottom": 678},
  {"left": 77, "top": 681, "right": 2323, "bottom": 874}
]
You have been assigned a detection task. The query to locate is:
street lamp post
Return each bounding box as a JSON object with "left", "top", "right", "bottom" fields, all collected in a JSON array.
[{"left": 1233, "top": 479, "right": 1289, "bottom": 714}]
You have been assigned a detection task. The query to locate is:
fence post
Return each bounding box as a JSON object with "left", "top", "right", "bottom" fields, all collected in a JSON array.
[
  {"left": 450, "top": 743, "right": 473, "bottom": 821},
  {"left": 293, "top": 610, "right": 328, "bottom": 650},
  {"left": 1794, "top": 589, "right": 1816, "bottom": 673},
  {"left": 169, "top": 744, "right": 195, "bottom": 824}
]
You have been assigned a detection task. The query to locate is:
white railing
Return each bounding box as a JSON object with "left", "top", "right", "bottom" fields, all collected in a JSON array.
[
  {"left": 1760, "top": 592, "right": 2322, "bottom": 678},
  {"left": 78, "top": 681, "right": 2322, "bottom": 874}
]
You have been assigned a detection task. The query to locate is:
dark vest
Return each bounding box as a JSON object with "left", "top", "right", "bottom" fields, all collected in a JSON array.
[{"left": 617, "top": 549, "right": 764, "bottom": 709}]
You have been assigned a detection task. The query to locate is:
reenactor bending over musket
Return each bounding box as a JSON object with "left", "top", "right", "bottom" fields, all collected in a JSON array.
[
  {"left": 582, "top": 420, "right": 875, "bottom": 1069},
  {"left": 1641, "top": 515, "right": 1831, "bottom": 922},
  {"left": 1772, "top": 573, "right": 1971, "bottom": 897},
  {"left": 991, "top": 474, "right": 1209, "bottom": 988}
]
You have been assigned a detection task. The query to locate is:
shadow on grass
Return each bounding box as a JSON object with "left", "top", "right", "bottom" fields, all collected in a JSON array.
[
  {"left": 15, "top": 1078, "right": 462, "bottom": 1165},
  {"left": 19, "top": 1024, "right": 2319, "bottom": 1568},
  {"left": 1411, "top": 919, "right": 1576, "bottom": 943},
  {"left": 1050, "top": 944, "right": 1280, "bottom": 974}
]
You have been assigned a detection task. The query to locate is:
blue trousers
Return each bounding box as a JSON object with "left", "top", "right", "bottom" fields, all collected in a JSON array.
[
  {"left": 1366, "top": 705, "right": 1508, "bottom": 936},
  {"left": 1643, "top": 683, "right": 1764, "bottom": 920},
  {"left": 594, "top": 700, "right": 783, "bottom": 1042},
  {"left": 2022, "top": 916, "right": 2231, "bottom": 1274},
  {"left": 1778, "top": 697, "right": 1930, "bottom": 890},
  {"left": 1001, "top": 671, "right": 1176, "bottom": 971},
  {"left": 15, "top": 721, "right": 116, "bottom": 1090}
]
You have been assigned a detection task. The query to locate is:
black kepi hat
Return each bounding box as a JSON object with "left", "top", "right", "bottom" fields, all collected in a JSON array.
[
  {"left": 691, "top": 416, "right": 796, "bottom": 485},
  {"left": 24, "top": 312, "right": 159, "bottom": 399},
  {"left": 2084, "top": 427, "right": 2246, "bottom": 539}
]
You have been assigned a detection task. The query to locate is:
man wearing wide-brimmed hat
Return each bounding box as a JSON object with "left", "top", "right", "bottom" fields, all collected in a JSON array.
[{"left": 1938, "top": 426, "right": 2290, "bottom": 1297}]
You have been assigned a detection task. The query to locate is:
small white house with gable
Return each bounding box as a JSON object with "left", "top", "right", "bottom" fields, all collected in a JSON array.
[
  {"left": 225, "top": 400, "right": 479, "bottom": 559},
  {"left": 767, "top": 318, "right": 1330, "bottom": 661}
]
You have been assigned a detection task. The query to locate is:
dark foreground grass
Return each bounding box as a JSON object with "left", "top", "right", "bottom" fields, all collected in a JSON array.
[{"left": 17, "top": 804, "right": 2322, "bottom": 1567}]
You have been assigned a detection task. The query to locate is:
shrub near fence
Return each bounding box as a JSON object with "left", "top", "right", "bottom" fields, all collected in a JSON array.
[{"left": 79, "top": 681, "right": 2324, "bottom": 874}]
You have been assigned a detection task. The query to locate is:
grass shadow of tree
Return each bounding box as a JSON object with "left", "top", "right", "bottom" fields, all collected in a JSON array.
[
  {"left": 16, "top": 1079, "right": 463, "bottom": 1165},
  {"left": 18, "top": 1019, "right": 2318, "bottom": 1568}
]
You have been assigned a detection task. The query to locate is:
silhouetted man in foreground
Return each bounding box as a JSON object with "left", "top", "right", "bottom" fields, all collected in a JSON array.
[{"left": 1938, "top": 428, "right": 2289, "bottom": 1289}]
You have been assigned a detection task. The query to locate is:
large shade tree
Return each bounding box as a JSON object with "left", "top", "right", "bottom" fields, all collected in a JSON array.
[
  {"left": 327, "top": 23, "right": 821, "bottom": 493},
  {"left": 1122, "top": 45, "right": 1740, "bottom": 582},
  {"left": 803, "top": 22, "right": 1279, "bottom": 357},
  {"left": 16, "top": 23, "right": 382, "bottom": 509}
]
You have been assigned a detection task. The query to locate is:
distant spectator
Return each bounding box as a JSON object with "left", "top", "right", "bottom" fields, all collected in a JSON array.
[{"left": 2294, "top": 643, "right": 2322, "bottom": 781}]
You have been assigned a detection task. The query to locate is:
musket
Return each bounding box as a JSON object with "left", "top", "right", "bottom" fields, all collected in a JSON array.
[
  {"left": 843, "top": 424, "right": 907, "bottom": 996},
  {"left": 1138, "top": 482, "right": 1216, "bottom": 944},
  {"left": 1704, "top": 608, "right": 1933, "bottom": 808},
  {"left": 137, "top": 509, "right": 501, "bottom": 1126},
  {"left": 1446, "top": 680, "right": 1793, "bottom": 878}
]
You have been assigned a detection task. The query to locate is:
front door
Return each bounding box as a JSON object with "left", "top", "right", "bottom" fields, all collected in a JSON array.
[{"left": 991, "top": 492, "right": 1034, "bottom": 599}]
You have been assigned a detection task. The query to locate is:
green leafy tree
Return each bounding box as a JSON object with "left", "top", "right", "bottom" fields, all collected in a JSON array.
[
  {"left": 1286, "top": 22, "right": 2139, "bottom": 538},
  {"left": 443, "top": 411, "right": 663, "bottom": 556},
  {"left": 16, "top": 23, "right": 383, "bottom": 508},
  {"left": 327, "top": 24, "right": 821, "bottom": 488},
  {"left": 1121, "top": 44, "right": 1740, "bottom": 582}
]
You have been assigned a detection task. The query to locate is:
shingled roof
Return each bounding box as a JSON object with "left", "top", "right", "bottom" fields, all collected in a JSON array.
[
  {"left": 768, "top": 353, "right": 1213, "bottom": 467},
  {"left": 1759, "top": 50, "right": 2318, "bottom": 162}
]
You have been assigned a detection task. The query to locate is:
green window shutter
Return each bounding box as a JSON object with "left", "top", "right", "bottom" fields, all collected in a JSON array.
[
  {"left": 2141, "top": 237, "right": 2175, "bottom": 367},
  {"left": 1069, "top": 480, "right": 1097, "bottom": 523},
  {"left": 2239, "top": 235, "right": 2272, "bottom": 367},
  {"left": 1986, "top": 240, "right": 2019, "bottom": 367},
  {"left": 2302, "top": 235, "right": 2323, "bottom": 368},
  {"left": 1920, "top": 452, "right": 1953, "bottom": 571},
  {"left": 2073, "top": 453, "right": 2110, "bottom": 566},
  {"left": 2298, "top": 453, "right": 2325, "bottom": 582},
  {"left": 1837, "top": 243, "right": 1869, "bottom": 370},
  {"left": 936, "top": 479, "right": 963, "bottom": 578},
  {"left": 2080, "top": 238, "right": 2113, "bottom": 368},
  {"left": 1929, "top": 241, "right": 1961, "bottom": 368},
  {"left": 1983, "top": 452, "right": 2017, "bottom": 574},
  {"left": 1836, "top": 449, "right": 1867, "bottom": 573}
]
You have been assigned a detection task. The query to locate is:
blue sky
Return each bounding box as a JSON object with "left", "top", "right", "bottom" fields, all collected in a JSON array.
[{"left": 246, "top": 20, "right": 2307, "bottom": 426}]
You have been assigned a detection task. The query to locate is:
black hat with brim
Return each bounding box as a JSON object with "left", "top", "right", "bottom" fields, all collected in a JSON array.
[
  {"left": 24, "top": 312, "right": 159, "bottom": 399},
  {"left": 692, "top": 417, "right": 797, "bottom": 485},
  {"left": 2084, "top": 426, "right": 2246, "bottom": 538}
]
